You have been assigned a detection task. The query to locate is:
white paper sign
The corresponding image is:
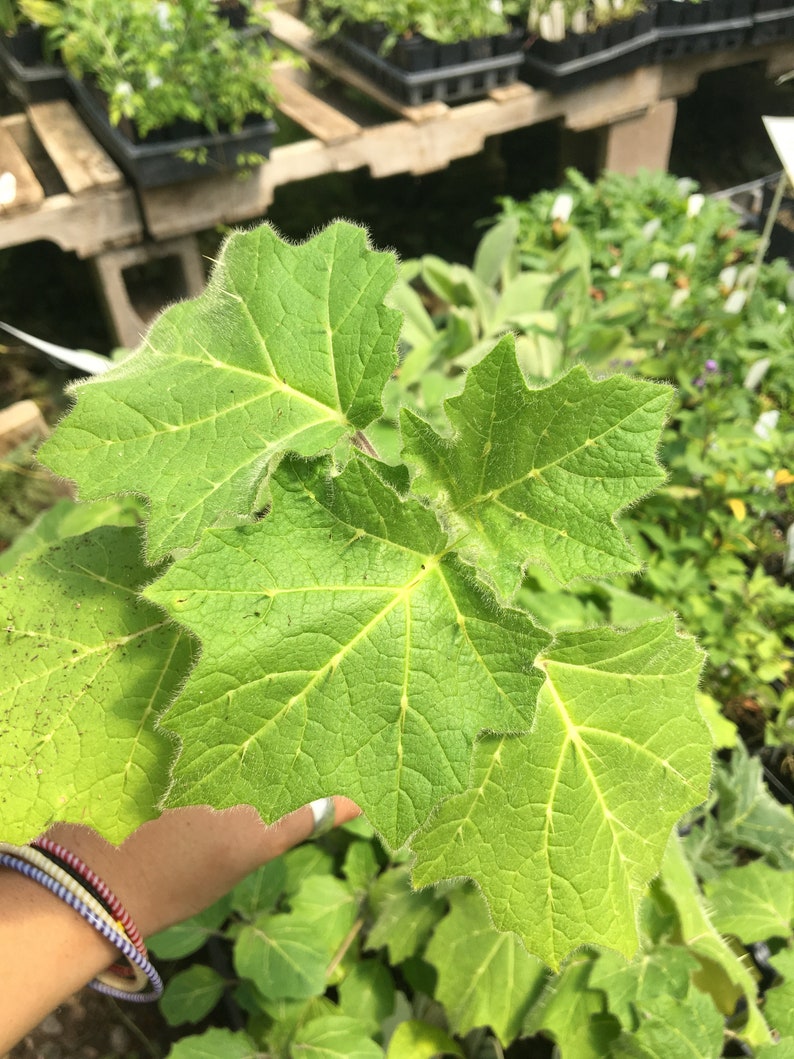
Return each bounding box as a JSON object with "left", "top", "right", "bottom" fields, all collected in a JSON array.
[{"left": 763, "top": 116, "right": 794, "bottom": 186}]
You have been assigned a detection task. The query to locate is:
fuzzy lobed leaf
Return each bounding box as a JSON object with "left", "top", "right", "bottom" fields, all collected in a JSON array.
[
  {"left": 39, "top": 223, "right": 400, "bottom": 561},
  {"left": 401, "top": 337, "right": 671, "bottom": 597},
  {"left": 0, "top": 525, "right": 194, "bottom": 843},
  {"left": 411, "top": 620, "right": 710, "bottom": 968},
  {"left": 146, "top": 455, "right": 550, "bottom": 848}
]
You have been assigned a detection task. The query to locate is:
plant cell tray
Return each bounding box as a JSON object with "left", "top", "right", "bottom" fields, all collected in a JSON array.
[
  {"left": 750, "top": 0, "right": 794, "bottom": 43},
  {"left": 330, "top": 33, "right": 524, "bottom": 106},
  {"left": 652, "top": 0, "right": 753, "bottom": 57},
  {"left": 0, "top": 33, "right": 68, "bottom": 105},
  {"left": 521, "top": 14, "right": 656, "bottom": 93},
  {"left": 68, "top": 75, "right": 277, "bottom": 189}
]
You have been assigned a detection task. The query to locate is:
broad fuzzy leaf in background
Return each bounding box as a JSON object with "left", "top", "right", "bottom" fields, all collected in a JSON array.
[
  {"left": 659, "top": 832, "right": 772, "bottom": 1048},
  {"left": 411, "top": 620, "right": 710, "bottom": 968},
  {"left": 424, "top": 885, "right": 547, "bottom": 1044},
  {"left": 765, "top": 949, "right": 794, "bottom": 1040},
  {"left": 609, "top": 987, "right": 724, "bottom": 1059},
  {"left": 588, "top": 945, "right": 698, "bottom": 1031},
  {"left": 402, "top": 338, "right": 671, "bottom": 597},
  {"left": 0, "top": 525, "right": 194, "bottom": 843},
  {"left": 147, "top": 456, "right": 550, "bottom": 848},
  {"left": 39, "top": 223, "right": 401, "bottom": 561},
  {"left": 704, "top": 861, "right": 794, "bottom": 943}
]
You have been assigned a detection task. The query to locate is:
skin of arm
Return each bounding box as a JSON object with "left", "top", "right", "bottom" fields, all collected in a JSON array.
[{"left": 0, "top": 799, "right": 359, "bottom": 1053}]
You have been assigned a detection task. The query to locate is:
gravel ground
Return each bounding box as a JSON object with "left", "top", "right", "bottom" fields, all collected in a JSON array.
[{"left": 7, "top": 989, "right": 183, "bottom": 1059}]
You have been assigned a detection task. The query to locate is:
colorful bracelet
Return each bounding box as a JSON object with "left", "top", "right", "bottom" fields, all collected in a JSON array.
[
  {"left": 0, "top": 847, "right": 162, "bottom": 1001},
  {"left": 33, "top": 837, "right": 146, "bottom": 954},
  {"left": 32, "top": 838, "right": 145, "bottom": 979}
]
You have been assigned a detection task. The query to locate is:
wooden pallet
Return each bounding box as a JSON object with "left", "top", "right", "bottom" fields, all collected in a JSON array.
[
  {"left": 1, "top": 15, "right": 792, "bottom": 346},
  {"left": 0, "top": 99, "right": 141, "bottom": 258},
  {"left": 136, "top": 12, "right": 794, "bottom": 240}
]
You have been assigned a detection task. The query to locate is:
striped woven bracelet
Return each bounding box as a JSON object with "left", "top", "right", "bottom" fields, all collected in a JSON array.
[
  {"left": 0, "top": 846, "right": 162, "bottom": 1002},
  {"left": 32, "top": 837, "right": 146, "bottom": 979}
]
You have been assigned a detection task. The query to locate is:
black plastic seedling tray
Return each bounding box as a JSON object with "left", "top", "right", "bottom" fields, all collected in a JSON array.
[
  {"left": 652, "top": 0, "right": 753, "bottom": 57},
  {"left": 69, "top": 76, "right": 277, "bottom": 189},
  {"left": 331, "top": 31, "right": 525, "bottom": 106},
  {"left": 0, "top": 29, "right": 68, "bottom": 105},
  {"left": 750, "top": 0, "right": 794, "bottom": 43},
  {"left": 521, "top": 12, "right": 655, "bottom": 93}
]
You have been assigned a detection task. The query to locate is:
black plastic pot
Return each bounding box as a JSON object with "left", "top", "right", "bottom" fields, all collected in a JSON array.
[
  {"left": 392, "top": 34, "right": 438, "bottom": 73},
  {"left": 330, "top": 24, "right": 524, "bottom": 106},
  {"left": 0, "top": 26, "right": 68, "bottom": 105},
  {"left": 68, "top": 76, "right": 277, "bottom": 188}
]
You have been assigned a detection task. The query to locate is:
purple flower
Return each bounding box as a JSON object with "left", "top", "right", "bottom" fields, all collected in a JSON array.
[
  {"left": 704, "top": 359, "right": 719, "bottom": 374},
  {"left": 694, "top": 376, "right": 705, "bottom": 389}
]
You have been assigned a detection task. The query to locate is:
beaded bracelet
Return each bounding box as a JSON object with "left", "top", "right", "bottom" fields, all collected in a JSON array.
[{"left": 0, "top": 847, "right": 162, "bottom": 1001}]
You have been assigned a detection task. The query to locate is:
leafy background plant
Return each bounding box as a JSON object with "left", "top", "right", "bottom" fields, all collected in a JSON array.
[{"left": 1, "top": 169, "right": 793, "bottom": 1058}]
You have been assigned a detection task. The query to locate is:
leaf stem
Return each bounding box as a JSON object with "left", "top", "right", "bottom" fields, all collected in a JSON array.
[{"left": 325, "top": 915, "right": 365, "bottom": 979}]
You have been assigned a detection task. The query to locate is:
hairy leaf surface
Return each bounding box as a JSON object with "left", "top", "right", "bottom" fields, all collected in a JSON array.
[
  {"left": 0, "top": 526, "right": 194, "bottom": 843},
  {"left": 411, "top": 620, "right": 710, "bottom": 967},
  {"left": 39, "top": 223, "right": 400, "bottom": 560},
  {"left": 402, "top": 338, "right": 671, "bottom": 597},
  {"left": 147, "top": 456, "right": 550, "bottom": 847}
]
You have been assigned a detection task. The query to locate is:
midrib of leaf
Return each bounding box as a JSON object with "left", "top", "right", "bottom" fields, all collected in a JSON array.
[
  {"left": 459, "top": 392, "right": 662, "bottom": 511},
  {"left": 164, "top": 342, "right": 349, "bottom": 426},
  {"left": 455, "top": 930, "right": 513, "bottom": 1013},
  {"left": 234, "top": 560, "right": 440, "bottom": 767},
  {"left": 435, "top": 564, "right": 528, "bottom": 712},
  {"left": 10, "top": 620, "right": 172, "bottom": 780},
  {"left": 6, "top": 621, "right": 169, "bottom": 695}
]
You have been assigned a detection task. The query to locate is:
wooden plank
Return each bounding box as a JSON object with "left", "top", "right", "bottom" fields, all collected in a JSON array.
[
  {"left": 0, "top": 124, "right": 44, "bottom": 212},
  {"left": 272, "top": 66, "right": 361, "bottom": 143},
  {"left": 27, "top": 100, "right": 123, "bottom": 194},
  {"left": 0, "top": 400, "right": 48, "bottom": 457},
  {"left": 0, "top": 186, "right": 142, "bottom": 256}
]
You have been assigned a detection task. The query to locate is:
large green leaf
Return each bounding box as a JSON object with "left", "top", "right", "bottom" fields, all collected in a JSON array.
[
  {"left": 402, "top": 338, "right": 671, "bottom": 597},
  {"left": 39, "top": 222, "right": 401, "bottom": 561},
  {"left": 292, "top": 1014, "right": 384, "bottom": 1058},
  {"left": 765, "top": 949, "right": 794, "bottom": 1039},
  {"left": 0, "top": 525, "right": 194, "bottom": 843},
  {"left": 704, "top": 861, "right": 794, "bottom": 943},
  {"left": 146, "top": 456, "right": 550, "bottom": 848},
  {"left": 424, "top": 885, "right": 547, "bottom": 1044},
  {"left": 411, "top": 620, "right": 710, "bottom": 968},
  {"left": 589, "top": 945, "right": 698, "bottom": 1030},
  {"left": 610, "top": 987, "right": 724, "bottom": 1059},
  {"left": 234, "top": 912, "right": 330, "bottom": 1001},
  {"left": 365, "top": 866, "right": 445, "bottom": 965},
  {"left": 658, "top": 833, "right": 771, "bottom": 1048}
]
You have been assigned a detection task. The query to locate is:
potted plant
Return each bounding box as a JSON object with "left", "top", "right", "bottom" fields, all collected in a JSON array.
[
  {"left": 0, "top": 0, "right": 68, "bottom": 104},
  {"left": 33, "top": 0, "right": 285, "bottom": 188},
  {"left": 519, "top": 0, "right": 655, "bottom": 92},
  {"left": 304, "top": 0, "right": 525, "bottom": 106}
]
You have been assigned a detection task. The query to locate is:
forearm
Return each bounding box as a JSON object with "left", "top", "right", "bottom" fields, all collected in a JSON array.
[{"left": 0, "top": 801, "right": 356, "bottom": 1053}]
